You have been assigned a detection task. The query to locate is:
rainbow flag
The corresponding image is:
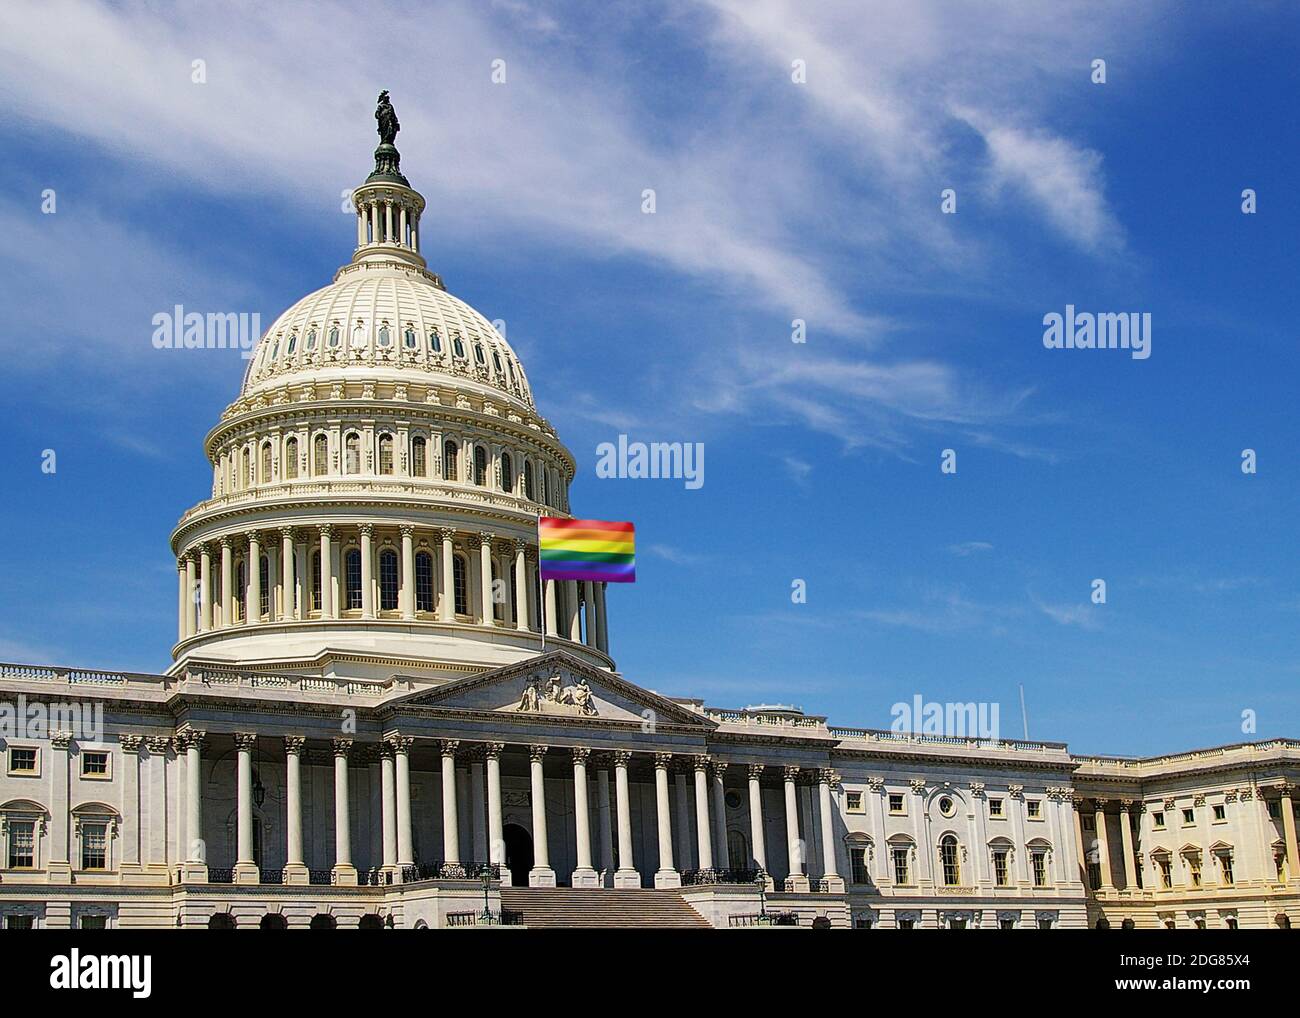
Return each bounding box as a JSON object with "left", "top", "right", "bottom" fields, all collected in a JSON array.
[{"left": 538, "top": 518, "right": 636, "bottom": 583}]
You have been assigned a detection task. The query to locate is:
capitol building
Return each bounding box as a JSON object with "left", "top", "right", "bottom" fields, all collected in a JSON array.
[{"left": 0, "top": 98, "right": 1296, "bottom": 930}]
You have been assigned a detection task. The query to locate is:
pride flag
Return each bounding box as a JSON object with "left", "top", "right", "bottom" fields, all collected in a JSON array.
[{"left": 538, "top": 518, "right": 636, "bottom": 583}]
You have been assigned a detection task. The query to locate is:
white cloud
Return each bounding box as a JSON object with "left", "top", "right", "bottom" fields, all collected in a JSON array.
[{"left": 948, "top": 541, "right": 994, "bottom": 556}]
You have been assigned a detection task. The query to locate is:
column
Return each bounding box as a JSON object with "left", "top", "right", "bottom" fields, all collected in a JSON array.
[
  {"left": 390, "top": 737, "right": 414, "bottom": 874},
  {"left": 1282, "top": 784, "right": 1300, "bottom": 884},
  {"left": 440, "top": 740, "right": 461, "bottom": 868},
  {"left": 380, "top": 744, "right": 397, "bottom": 872},
  {"left": 470, "top": 757, "right": 487, "bottom": 865},
  {"left": 234, "top": 733, "right": 259, "bottom": 883},
  {"left": 674, "top": 766, "right": 694, "bottom": 872},
  {"left": 440, "top": 529, "right": 455, "bottom": 621},
  {"left": 184, "top": 555, "right": 196, "bottom": 637},
  {"left": 583, "top": 581, "right": 598, "bottom": 647},
  {"left": 565, "top": 580, "right": 581, "bottom": 641},
  {"left": 544, "top": 579, "right": 559, "bottom": 637},
  {"left": 332, "top": 739, "right": 356, "bottom": 884},
  {"left": 514, "top": 540, "right": 530, "bottom": 631},
  {"left": 654, "top": 753, "right": 681, "bottom": 888},
  {"left": 220, "top": 538, "right": 233, "bottom": 627},
  {"left": 818, "top": 768, "right": 843, "bottom": 889},
  {"left": 596, "top": 582, "right": 609, "bottom": 653},
  {"left": 319, "top": 526, "right": 334, "bottom": 619},
  {"left": 1118, "top": 800, "right": 1138, "bottom": 890},
  {"left": 176, "top": 561, "right": 187, "bottom": 641},
  {"left": 528, "top": 745, "right": 556, "bottom": 886},
  {"left": 613, "top": 751, "right": 639, "bottom": 887},
  {"left": 711, "top": 762, "right": 731, "bottom": 871},
  {"left": 370, "top": 202, "right": 379, "bottom": 244},
  {"left": 784, "top": 766, "right": 809, "bottom": 890},
  {"left": 118, "top": 736, "right": 143, "bottom": 875},
  {"left": 1073, "top": 798, "right": 1089, "bottom": 884},
  {"left": 597, "top": 765, "right": 614, "bottom": 887},
  {"left": 400, "top": 525, "right": 415, "bottom": 620},
  {"left": 279, "top": 528, "right": 295, "bottom": 620},
  {"left": 199, "top": 544, "right": 212, "bottom": 631},
  {"left": 590, "top": 581, "right": 605, "bottom": 653},
  {"left": 284, "top": 736, "right": 307, "bottom": 884},
  {"left": 145, "top": 736, "right": 169, "bottom": 873},
  {"left": 246, "top": 532, "right": 261, "bottom": 624},
  {"left": 485, "top": 743, "right": 506, "bottom": 883},
  {"left": 179, "top": 731, "right": 205, "bottom": 880},
  {"left": 748, "top": 764, "right": 768, "bottom": 874},
  {"left": 478, "top": 534, "right": 495, "bottom": 624},
  {"left": 693, "top": 756, "right": 714, "bottom": 871},
  {"left": 1094, "top": 799, "right": 1114, "bottom": 890},
  {"left": 359, "top": 523, "right": 374, "bottom": 618},
  {"left": 384, "top": 200, "right": 393, "bottom": 244},
  {"left": 571, "top": 748, "right": 599, "bottom": 886}
]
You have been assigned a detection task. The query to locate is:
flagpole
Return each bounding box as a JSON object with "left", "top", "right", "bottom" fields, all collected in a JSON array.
[{"left": 536, "top": 520, "right": 546, "bottom": 654}]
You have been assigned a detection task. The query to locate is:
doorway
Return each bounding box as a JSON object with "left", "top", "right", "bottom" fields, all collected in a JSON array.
[{"left": 503, "top": 823, "right": 533, "bottom": 886}]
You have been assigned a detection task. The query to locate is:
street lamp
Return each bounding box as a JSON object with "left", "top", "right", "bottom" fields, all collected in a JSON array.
[
  {"left": 479, "top": 863, "right": 496, "bottom": 925},
  {"left": 754, "top": 870, "right": 768, "bottom": 922}
]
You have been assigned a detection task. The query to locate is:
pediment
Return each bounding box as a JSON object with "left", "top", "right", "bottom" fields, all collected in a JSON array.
[{"left": 389, "top": 651, "right": 715, "bottom": 729}]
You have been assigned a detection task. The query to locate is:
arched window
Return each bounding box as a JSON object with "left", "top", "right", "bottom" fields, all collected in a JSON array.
[
  {"left": 523, "top": 460, "right": 535, "bottom": 501},
  {"left": 415, "top": 552, "right": 434, "bottom": 613},
  {"left": 286, "top": 332, "right": 297, "bottom": 355},
  {"left": 474, "top": 446, "right": 487, "bottom": 486},
  {"left": 259, "top": 555, "right": 270, "bottom": 618},
  {"left": 260, "top": 914, "right": 288, "bottom": 930},
  {"left": 345, "top": 549, "right": 362, "bottom": 610},
  {"left": 377, "top": 323, "right": 391, "bottom": 348},
  {"left": 344, "top": 433, "right": 361, "bottom": 474},
  {"left": 452, "top": 333, "right": 466, "bottom": 359},
  {"left": 379, "top": 549, "right": 399, "bottom": 611},
  {"left": 492, "top": 350, "right": 504, "bottom": 374},
  {"left": 240, "top": 447, "right": 250, "bottom": 489},
  {"left": 429, "top": 329, "right": 442, "bottom": 353},
  {"left": 491, "top": 560, "right": 504, "bottom": 621},
  {"left": 284, "top": 437, "right": 299, "bottom": 480},
  {"left": 452, "top": 554, "right": 468, "bottom": 616},
  {"left": 377, "top": 433, "right": 394, "bottom": 475},
  {"left": 404, "top": 326, "right": 417, "bottom": 349},
  {"left": 351, "top": 324, "right": 365, "bottom": 348},
  {"left": 411, "top": 436, "right": 427, "bottom": 477},
  {"left": 260, "top": 443, "right": 273, "bottom": 484},
  {"left": 305, "top": 327, "right": 317, "bottom": 351},
  {"left": 234, "top": 559, "right": 246, "bottom": 622},
  {"left": 270, "top": 337, "right": 280, "bottom": 360},
  {"left": 313, "top": 434, "right": 328, "bottom": 476},
  {"left": 474, "top": 342, "right": 486, "bottom": 365},
  {"left": 309, "top": 914, "right": 336, "bottom": 930},
  {"left": 541, "top": 469, "right": 549, "bottom": 506},
  {"left": 443, "top": 440, "right": 459, "bottom": 481},
  {"left": 501, "top": 453, "right": 514, "bottom": 494},
  {"left": 311, "top": 551, "right": 322, "bottom": 612},
  {"left": 328, "top": 324, "right": 340, "bottom": 348},
  {"left": 940, "top": 835, "right": 961, "bottom": 886}
]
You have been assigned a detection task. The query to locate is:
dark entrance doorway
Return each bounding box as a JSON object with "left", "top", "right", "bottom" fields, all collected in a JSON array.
[{"left": 503, "top": 823, "right": 533, "bottom": 886}]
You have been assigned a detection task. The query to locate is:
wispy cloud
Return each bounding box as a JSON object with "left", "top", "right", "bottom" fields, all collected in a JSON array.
[
  {"left": 948, "top": 541, "right": 994, "bottom": 557},
  {"left": 1031, "top": 595, "right": 1102, "bottom": 630},
  {"left": 646, "top": 543, "right": 706, "bottom": 566}
]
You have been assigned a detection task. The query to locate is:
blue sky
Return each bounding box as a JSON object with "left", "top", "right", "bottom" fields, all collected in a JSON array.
[{"left": 0, "top": 1, "right": 1297, "bottom": 755}]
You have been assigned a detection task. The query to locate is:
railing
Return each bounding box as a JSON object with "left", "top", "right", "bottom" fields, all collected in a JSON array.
[
  {"left": 308, "top": 869, "right": 333, "bottom": 885},
  {"left": 400, "top": 861, "right": 499, "bottom": 883},
  {"left": 681, "top": 868, "right": 763, "bottom": 886},
  {"left": 446, "top": 911, "right": 478, "bottom": 927},
  {"left": 0, "top": 661, "right": 172, "bottom": 690},
  {"left": 207, "top": 868, "right": 234, "bottom": 884},
  {"left": 360, "top": 868, "right": 393, "bottom": 886},
  {"left": 261, "top": 869, "right": 284, "bottom": 885},
  {"left": 706, "top": 709, "right": 826, "bottom": 730},
  {"left": 728, "top": 911, "right": 799, "bottom": 927},
  {"left": 827, "top": 727, "right": 1068, "bottom": 752}
]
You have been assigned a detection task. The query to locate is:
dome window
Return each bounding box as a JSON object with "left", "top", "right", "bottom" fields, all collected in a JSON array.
[
  {"left": 404, "top": 326, "right": 417, "bottom": 349},
  {"left": 377, "top": 433, "right": 394, "bottom": 475},
  {"left": 377, "top": 324, "right": 391, "bottom": 348},
  {"left": 474, "top": 342, "right": 486, "bottom": 365},
  {"left": 492, "top": 350, "right": 504, "bottom": 374},
  {"left": 270, "top": 338, "right": 280, "bottom": 361},
  {"left": 328, "top": 325, "right": 340, "bottom": 348},
  {"left": 344, "top": 433, "right": 361, "bottom": 474},
  {"left": 286, "top": 332, "right": 297, "bottom": 355},
  {"left": 429, "top": 329, "right": 442, "bottom": 353},
  {"left": 284, "top": 437, "right": 299, "bottom": 479},
  {"left": 351, "top": 324, "right": 365, "bottom": 348},
  {"left": 501, "top": 453, "right": 514, "bottom": 493},
  {"left": 473, "top": 446, "right": 487, "bottom": 486},
  {"left": 305, "top": 327, "right": 317, "bottom": 351},
  {"left": 411, "top": 436, "right": 427, "bottom": 477},
  {"left": 452, "top": 334, "right": 466, "bottom": 359},
  {"left": 312, "top": 434, "right": 328, "bottom": 475}
]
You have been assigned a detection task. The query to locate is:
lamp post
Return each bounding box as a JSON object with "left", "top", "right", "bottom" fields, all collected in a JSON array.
[
  {"left": 755, "top": 870, "right": 768, "bottom": 924},
  {"left": 479, "top": 863, "right": 495, "bottom": 925}
]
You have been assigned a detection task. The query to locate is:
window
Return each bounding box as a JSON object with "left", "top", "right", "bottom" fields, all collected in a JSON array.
[
  {"left": 81, "top": 751, "right": 110, "bottom": 779},
  {"left": 939, "top": 835, "right": 961, "bottom": 886},
  {"left": 1087, "top": 862, "right": 1102, "bottom": 889},
  {"left": 5, "top": 914, "right": 34, "bottom": 930},
  {"left": 993, "top": 848, "right": 1009, "bottom": 887},
  {"left": 453, "top": 555, "right": 468, "bottom": 615},
  {"left": 501, "top": 453, "right": 514, "bottom": 494},
  {"left": 429, "top": 329, "right": 442, "bottom": 353},
  {"left": 411, "top": 436, "right": 427, "bottom": 477},
  {"left": 313, "top": 434, "right": 328, "bottom": 476},
  {"left": 259, "top": 554, "right": 270, "bottom": 618},
  {"left": 849, "top": 847, "right": 869, "bottom": 884},
  {"left": 1031, "top": 850, "right": 1048, "bottom": 887},
  {"left": 1157, "top": 857, "right": 1172, "bottom": 888},
  {"left": 474, "top": 446, "right": 487, "bottom": 486},
  {"left": 240, "top": 447, "right": 250, "bottom": 488},
  {"left": 1219, "top": 852, "right": 1234, "bottom": 885},
  {"left": 351, "top": 324, "right": 365, "bottom": 348},
  {"left": 345, "top": 549, "right": 362, "bottom": 610},
  {"left": 1225, "top": 916, "right": 1238, "bottom": 930},
  {"left": 9, "top": 748, "right": 37, "bottom": 775},
  {"left": 453, "top": 334, "right": 466, "bottom": 359},
  {"left": 345, "top": 433, "right": 361, "bottom": 474},
  {"left": 845, "top": 791, "right": 864, "bottom": 814},
  {"left": 1213, "top": 804, "right": 1226, "bottom": 822},
  {"left": 897, "top": 917, "right": 915, "bottom": 930},
  {"left": 1187, "top": 855, "right": 1202, "bottom": 888},
  {"left": 999, "top": 917, "right": 1016, "bottom": 930},
  {"left": 328, "top": 324, "right": 340, "bottom": 348},
  {"left": 378, "top": 433, "right": 394, "bottom": 475},
  {"left": 8, "top": 821, "right": 35, "bottom": 868},
  {"left": 988, "top": 797, "right": 1004, "bottom": 818},
  {"left": 1026, "top": 799, "right": 1042, "bottom": 820},
  {"left": 81, "top": 823, "right": 108, "bottom": 870},
  {"left": 888, "top": 793, "right": 905, "bottom": 815},
  {"left": 379, "top": 549, "right": 399, "bottom": 611},
  {"left": 415, "top": 552, "right": 434, "bottom": 612},
  {"left": 306, "top": 327, "right": 317, "bottom": 351},
  {"left": 444, "top": 440, "right": 459, "bottom": 481},
  {"left": 260, "top": 442, "right": 273, "bottom": 483},
  {"left": 1182, "top": 808, "right": 1195, "bottom": 825},
  {"left": 1152, "top": 811, "right": 1165, "bottom": 829},
  {"left": 284, "top": 437, "right": 298, "bottom": 479},
  {"left": 938, "top": 795, "right": 956, "bottom": 818},
  {"left": 404, "top": 326, "right": 417, "bottom": 349},
  {"left": 1037, "top": 917, "right": 1053, "bottom": 930},
  {"left": 491, "top": 560, "right": 505, "bottom": 621},
  {"left": 377, "top": 323, "right": 391, "bottom": 348},
  {"left": 79, "top": 915, "right": 108, "bottom": 929},
  {"left": 492, "top": 350, "right": 504, "bottom": 374},
  {"left": 311, "top": 551, "right": 322, "bottom": 612},
  {"left": 286, "top": 331, "right": 297, "bottom": 355},
  {"left": 474, "top": 342, "right": 486, "bottom": 365}
]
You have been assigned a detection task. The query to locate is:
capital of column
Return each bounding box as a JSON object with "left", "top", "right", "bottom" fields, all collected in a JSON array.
[
  {"left": 1095, "top": 797, "right": 1110, "bottom": 809},
  {"left": 529, "top": 744, "right": 549, "bottom": 763},
  {"left": 378, "top": 741, "right": 395, "bottom": 760},
  {"left": 118, "top": 734, "right": 144, "bottom": 755},
  {"left": 219, "top": 535, "right": 233, "bottom": 550},
  {"left": 654, "top": 752, "right": 673, "bottom": 770},
  {"left": 572, "top": 746, "right": 591, "bottom": 765},
  {"left": 144, "top": 735, "right": 170, "bottom": 755},
  {"left": 280, "top": 525, "right": 297, "bottom": 541},
  {"left": 817, "top": 767, "right": 836, "bottom": 785},
  {"left": 1007, "top": 783, "right": 1024, "bottom": 799},
  {"left": 318, "top": 524, "right": 334, "bottom": 539},
  {"left": 359, "top": 522, "right": 374, "bottom": 538},
  {"left": 399, "top": 524, "right": 415, "bottom": 538},
  {"left": 612, "top": 749, "right": 632, "bottom": 767},
  {"left": 693, "top": 754, "right": 711, "bottom": 773},
  {"left": 784, "top": 766, "right": 803, "bottom": 783},
  {"left": 284, "top": 735, "right": 305, "bottom": 755},
  {"left": 436, "top": 526, "right": 456, "bottom": 544},
  {"left": 513, "top": 537, "right": 528, "bottom": 554},
  {"left": 1120, "top": 798, "right": 1136, "bottom": 810},
  {"left": 440, "top": 739, "right": 461, "bottom": 758},
  {"left": 332, "top": 738, "right": 353, "bottom": 759},
  {"left": 747, "top": 763, "right": 766, "bottom": 780},
  {"left": 712, "top": 760, "right": 729, "bottom": 778},
  {"left": 233, "top": 733, "right": 257, "bottom": 752},
  {"left": 483, "top": 741, "right": 505, "bottom": 760},
  {"left": 387, "top": 735, "right": 415, "bottom": 753}
]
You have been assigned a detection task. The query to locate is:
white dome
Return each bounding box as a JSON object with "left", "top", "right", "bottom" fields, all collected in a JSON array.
[{"left": 241, "top": 261, "right": 534, "bottom": 410}]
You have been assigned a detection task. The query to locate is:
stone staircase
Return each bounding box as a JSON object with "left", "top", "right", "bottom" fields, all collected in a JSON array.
[{"left": 498, "top": 887, "right": 713, "bottom": 928}]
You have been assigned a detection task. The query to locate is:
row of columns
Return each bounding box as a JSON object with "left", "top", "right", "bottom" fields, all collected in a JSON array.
[
  {"left": 179, "top": 732, "right": 839, "bottom": 890},
  {"left": 177, "top": 525, "right": 611, "bottom": 656}
]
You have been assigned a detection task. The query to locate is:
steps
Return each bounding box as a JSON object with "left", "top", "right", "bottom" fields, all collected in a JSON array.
[{"left": 498, "top": 887, "right": 712, "bottom": 928}]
